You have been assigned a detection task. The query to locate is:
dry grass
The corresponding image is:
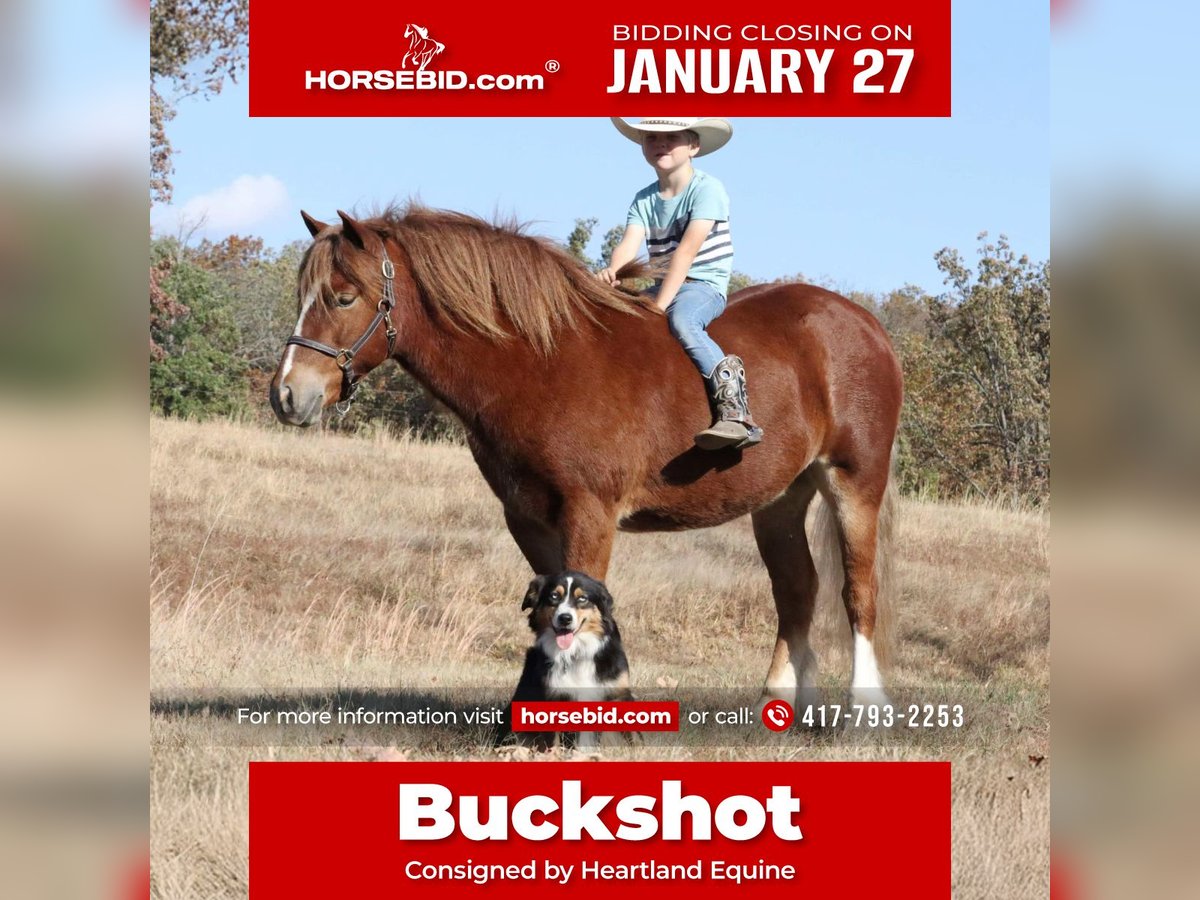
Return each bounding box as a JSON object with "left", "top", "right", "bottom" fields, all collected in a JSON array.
[{"left": 151, "top": 416, "right": 1049, "bottom": 899}]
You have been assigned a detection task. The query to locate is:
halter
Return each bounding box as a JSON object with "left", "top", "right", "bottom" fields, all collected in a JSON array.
[{"left": 285, "top": 251, "right": 398, "bottom": 413}]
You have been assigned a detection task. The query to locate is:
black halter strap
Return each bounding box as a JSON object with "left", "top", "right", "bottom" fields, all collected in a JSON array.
[{"left": 285, "top": 253, "right": 398, "bottom": 411}]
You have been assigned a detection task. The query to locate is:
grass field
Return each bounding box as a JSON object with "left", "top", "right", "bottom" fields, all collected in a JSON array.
[{"left": 150, "top": 416, "right": 1049, "bottom": 898}]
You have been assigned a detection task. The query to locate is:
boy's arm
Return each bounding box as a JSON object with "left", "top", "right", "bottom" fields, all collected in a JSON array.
[
  {"left": 653, "top": 218, "right": 716, "bottom": 311},
  {"left": 596, "top": 224, "right": 645, "bottom": 285}
]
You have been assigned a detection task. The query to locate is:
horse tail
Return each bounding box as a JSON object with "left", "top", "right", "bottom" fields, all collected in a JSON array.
[
  {"left": 810, "top": 446, "right": 899, "bottom": 670},
  {"left": 872, "top": 456, "right": 898, "bottom": 668}
]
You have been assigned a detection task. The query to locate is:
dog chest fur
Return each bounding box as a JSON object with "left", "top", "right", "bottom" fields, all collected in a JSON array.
[{"left": 540, "top": 631, "right": 608, "bottom": 697}]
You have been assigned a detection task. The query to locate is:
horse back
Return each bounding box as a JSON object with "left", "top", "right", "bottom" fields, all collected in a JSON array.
[
  {"left": 465, "top": 281, "right": 901, "bottom": 531},
  {"left": 610, "top": 283, "right": 902, "bottom": 529}
]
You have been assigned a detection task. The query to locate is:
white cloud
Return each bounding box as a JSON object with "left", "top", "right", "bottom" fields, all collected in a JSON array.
[{"left": 155, "top": 175, "right": 290, "bottom": 236}]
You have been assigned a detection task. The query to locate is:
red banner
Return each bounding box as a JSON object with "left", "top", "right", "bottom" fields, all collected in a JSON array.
[
  {"left": 250, "top": 761, "right": 950, "bottom": 897},
  {"left": 248, "top": 0, "right": 950, "bottom": 116}
]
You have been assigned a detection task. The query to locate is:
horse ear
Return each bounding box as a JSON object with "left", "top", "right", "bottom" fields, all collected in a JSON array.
[
  {"left": 337, "top": 209, "right": 369, "bottom": 249},
  {"left": 522, "top": 575, "right": 548, "bottom": 611},
  {"left": 300, "top": 210, "right": 328, "bottom": 237}
]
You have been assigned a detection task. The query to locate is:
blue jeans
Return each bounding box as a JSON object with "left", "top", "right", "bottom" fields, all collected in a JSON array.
[{"left": 651, "top": 281, "right": 728, "bottom": 377}]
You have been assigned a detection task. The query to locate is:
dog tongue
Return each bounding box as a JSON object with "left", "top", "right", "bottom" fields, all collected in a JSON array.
[{"left": 556, "top": 632, "right": 575, "bottom": 650}]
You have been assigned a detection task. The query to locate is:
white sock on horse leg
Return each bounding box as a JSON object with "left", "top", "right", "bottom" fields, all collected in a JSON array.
[
  {"left": 851, "top": 631, "right": 890, "bottom": 707},
  {"left": 851, "top": 632, "right": 882, "bottom": 690}
]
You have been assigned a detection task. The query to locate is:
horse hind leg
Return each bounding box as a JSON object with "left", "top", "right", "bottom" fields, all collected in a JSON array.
[
  {"left": 818, "top": 460, "right": 897, "bottom": 708},
  {"left": 751, "top": 474, "right": 821, "bottom": 713}
]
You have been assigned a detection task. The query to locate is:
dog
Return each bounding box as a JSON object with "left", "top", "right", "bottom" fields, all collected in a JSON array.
[{"left": 496, "top": 571, "right": 634, "bottom": 750}]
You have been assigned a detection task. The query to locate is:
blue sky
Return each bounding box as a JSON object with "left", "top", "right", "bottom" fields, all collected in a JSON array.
[
  {"left": 1051, "top": 0, "right": 1200, "bottom": 230},
  {"left": 22, "top": 1, "right": 1200, "bottom": 294},
  {"left": 0, "top": 0, "right": 145, "bottom": 171},
  {"left": 145, "top": 3, "right": 1052, "bottom": 295}
]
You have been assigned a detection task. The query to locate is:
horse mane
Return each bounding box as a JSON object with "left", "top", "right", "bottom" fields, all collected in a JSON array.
[{"left": 300, "top": 203, "right": 657, "bottom": 355}]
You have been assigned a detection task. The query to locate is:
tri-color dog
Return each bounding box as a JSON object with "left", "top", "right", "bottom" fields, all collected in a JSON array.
[{"left": 497, "top": 571, "right": 634, "bottom": 749}]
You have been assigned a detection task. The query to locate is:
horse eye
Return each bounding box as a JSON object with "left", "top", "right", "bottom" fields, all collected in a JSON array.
[{"left": 336, "top": 294, "right": 356, "bottom": 308}]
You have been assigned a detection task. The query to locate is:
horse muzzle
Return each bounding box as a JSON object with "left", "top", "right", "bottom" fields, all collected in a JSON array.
[{"left": 269, "top": 379, "right": 324, "bottom": 427}]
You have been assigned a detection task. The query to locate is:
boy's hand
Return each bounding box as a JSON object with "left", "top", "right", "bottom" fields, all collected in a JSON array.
[{"left": 599, "top": 224, "right": 645, "bottom": 288}]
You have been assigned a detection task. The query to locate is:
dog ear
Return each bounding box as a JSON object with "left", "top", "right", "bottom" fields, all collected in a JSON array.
[
  {"left": 522, "top": 575, "right": 548, "bottom": 611},
  {"left": 595, "top": 580, "right": 614, "bottom": 610}
]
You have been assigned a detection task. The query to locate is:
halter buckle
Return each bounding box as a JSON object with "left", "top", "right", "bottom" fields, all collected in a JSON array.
[{"left": 335, "top": 349, "right": 355, "bottom": 368}]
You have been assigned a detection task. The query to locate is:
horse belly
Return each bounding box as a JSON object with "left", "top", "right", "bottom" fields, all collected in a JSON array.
[
  {"left": 617, "top": 466, "right": 799, "bottom": 532},
  {"left": 615, "top": 418, "right": 818, "bottom": 530},
  {"left": 618, "top": 502, "right": 763, "bottom": 532}
]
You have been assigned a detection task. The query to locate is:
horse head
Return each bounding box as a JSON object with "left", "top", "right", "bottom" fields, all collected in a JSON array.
[{"left": 269, "top": 210, "right": 409, "bottom": 427}]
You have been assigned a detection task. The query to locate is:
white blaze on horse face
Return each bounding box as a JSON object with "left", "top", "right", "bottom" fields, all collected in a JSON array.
[{"left": 280, "top": 288, "right": 319, "bottom": 381}]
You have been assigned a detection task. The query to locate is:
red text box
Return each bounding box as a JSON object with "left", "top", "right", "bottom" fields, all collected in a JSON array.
[
  {"left": 249, "top": 761, "right": 950, "bottom": 898},
  {"left": 249, "top": 1, "right": 951, "bottom": 117}
]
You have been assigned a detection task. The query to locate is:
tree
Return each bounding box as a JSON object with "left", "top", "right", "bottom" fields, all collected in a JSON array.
[
  {"left": 150, "top": 256, "right": 187, "bottom": 362},
  {"left": 150, "top": 238, "right": 247, "bottom": 418},
  {"left": 188, "top": 236, "right": 304, "bottom": 370},
  {"left": 599, "top": 225, "right": 624, "bottom": 268},
  {"left": 727, "top": 271, "right": 760, "bottom": 294},
  {"left": 901, "top": 234, "right": 1049, "bottom": 502},
  {"left": 876, "top": 285, "right": 931, "bottom": 337},
  {"left": 150, "top": 0, "right": 249, "bottom": 202},
  {"left": 565, "top": 218, "right": 599, "bottom": 267}
]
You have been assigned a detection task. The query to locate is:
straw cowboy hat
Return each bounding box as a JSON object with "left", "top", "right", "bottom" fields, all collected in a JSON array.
[{"left": 610, "top": 117, "right": 733, "bottom": 156}]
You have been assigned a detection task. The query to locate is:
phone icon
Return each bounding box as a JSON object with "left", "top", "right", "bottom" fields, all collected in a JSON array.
[{"left": 761, "top": 699, "right": 794, "bottom": 732}]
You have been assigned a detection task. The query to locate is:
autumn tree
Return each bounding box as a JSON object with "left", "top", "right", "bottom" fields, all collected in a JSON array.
[
  {"left": 150, "top": 0, "right": 249, "bottom": 202},
  {"left": 188, "top": 235, "right": 305, "bottom": 370},
  {"left": 149, "top": 238, "right": 247, "bottom": 418},
  {"left": 901, "top": 234, "right": 1049, "bottom": 502}
]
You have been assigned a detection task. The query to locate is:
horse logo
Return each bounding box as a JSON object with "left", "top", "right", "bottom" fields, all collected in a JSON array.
[{"left": 402, "top": 23, "right": 446, "bottom": 72}]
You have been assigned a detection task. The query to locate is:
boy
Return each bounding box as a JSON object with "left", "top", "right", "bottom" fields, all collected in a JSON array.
[{"left": 598, "top": 117, "right": 762, "bottom": 450}]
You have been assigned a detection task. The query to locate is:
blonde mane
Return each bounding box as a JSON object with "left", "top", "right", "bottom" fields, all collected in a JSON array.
[{"left": 298, "top": 203, "right": 655, "bottom": 354}]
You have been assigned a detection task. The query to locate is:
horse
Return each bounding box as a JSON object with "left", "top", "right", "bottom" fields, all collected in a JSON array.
[
  {"left": 269, "top": 205, "right": 903, "bottom": 709},
  {"left": 402, "top": 24, "right": 445, "bottom": 72}
]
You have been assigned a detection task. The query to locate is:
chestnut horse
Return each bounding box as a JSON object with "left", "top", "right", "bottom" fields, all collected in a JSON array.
[{"left": 269, "top": 205, "right": 903, "bottom": 707}]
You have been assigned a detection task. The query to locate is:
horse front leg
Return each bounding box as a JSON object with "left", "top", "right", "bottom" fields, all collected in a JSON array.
[
  {"left": 503, "top": 506, "right": 563, "bottom": 575},
  {"left": 556, "top": 492, "right": 617, "bottom": 580}
]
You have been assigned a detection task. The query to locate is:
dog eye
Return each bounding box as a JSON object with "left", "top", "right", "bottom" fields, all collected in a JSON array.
[{"left": 577, "top": 597, "right": 591, "bottom": 607}]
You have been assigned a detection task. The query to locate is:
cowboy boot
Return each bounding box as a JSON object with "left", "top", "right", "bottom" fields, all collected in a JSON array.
[
  {"left": 733, "top": 361, "right": 765, "bottom": 448},
  {"left": 694, "top": 355, "right": 765, "bottom": 450}
]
